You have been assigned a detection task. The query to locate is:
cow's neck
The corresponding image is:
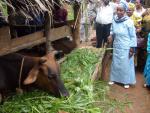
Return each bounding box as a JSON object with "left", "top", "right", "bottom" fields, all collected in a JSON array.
[{"left": 0, "top": 53, "right": 39, "bottom": 88}]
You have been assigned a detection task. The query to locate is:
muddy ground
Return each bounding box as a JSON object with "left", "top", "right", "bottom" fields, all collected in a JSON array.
[{"left": 106, "top": 64, "right": 150, "bottom": 113}]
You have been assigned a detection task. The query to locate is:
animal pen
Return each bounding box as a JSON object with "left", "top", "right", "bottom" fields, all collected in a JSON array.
[
  {"left": 1, "top": 1, "right": 142, "bottom": 113},
  {"left": 0, "top": 0, "right": 81, "bottom": 56}
]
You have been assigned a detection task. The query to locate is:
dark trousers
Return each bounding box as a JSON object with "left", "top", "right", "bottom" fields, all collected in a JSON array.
[
  {"left": 137, "top": 48, "right": 147, "bottom": 72},
  {"left": 96, "top": 23, "right": 111, "bottom": 48}
]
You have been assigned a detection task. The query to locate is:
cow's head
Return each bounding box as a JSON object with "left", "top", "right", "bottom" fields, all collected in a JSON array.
[{"left": 23, "top": 51, "right": 69, "bottom": 97}]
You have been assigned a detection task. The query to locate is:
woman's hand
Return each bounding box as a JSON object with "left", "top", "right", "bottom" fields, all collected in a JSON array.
[
  {"left": 107, "top": 35, "right": 113, "bottom": 43},
  {"left": 136, "top": 26, "right": 141, "bottom": 33},
  {"left": 129, "top": 48, "right": 134, "bottom": 58}
]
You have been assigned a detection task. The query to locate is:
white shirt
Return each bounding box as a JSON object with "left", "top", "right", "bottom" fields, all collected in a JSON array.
[
  {"left": 95, "top": 4, "right": 113, "bottom": 24},
  {"left": 134, "top": 7, "right": 146, "bottom": 17},
  {"left": 110, "top": 2, "right": 119, "bottom": 14}
]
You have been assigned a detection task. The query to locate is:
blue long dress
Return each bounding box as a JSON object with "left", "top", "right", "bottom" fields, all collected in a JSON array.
[
  {"left": 110, "top": 17, "right": 137, "bottom": 85},
  {"left": 144, "top": 33, "right": 150, "bottom": 86}
]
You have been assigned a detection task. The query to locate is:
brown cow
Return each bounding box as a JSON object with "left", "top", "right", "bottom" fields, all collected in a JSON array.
[{"left": 0, "top": 51, "right": 69, "bottom": 104}]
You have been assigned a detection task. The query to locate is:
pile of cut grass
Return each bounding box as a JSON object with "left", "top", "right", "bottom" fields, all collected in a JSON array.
[{"left": 0, "top": 48, "right": 128, "bottom": 113}]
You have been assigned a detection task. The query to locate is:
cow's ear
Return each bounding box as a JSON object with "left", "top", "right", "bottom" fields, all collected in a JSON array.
[{"left": 23, "top": 66, "right": 39, "bottom": 85}]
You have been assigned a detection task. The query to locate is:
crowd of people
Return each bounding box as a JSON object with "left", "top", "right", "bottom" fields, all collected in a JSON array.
[{"left": 80, "top": 0, "right": 150, "bottom": 89}]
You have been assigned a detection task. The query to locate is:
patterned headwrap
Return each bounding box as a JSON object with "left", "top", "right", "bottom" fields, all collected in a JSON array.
[
  {"left": 118, "top": 1, "right": 128, "bottom": 11},
  {"left": 128, "top": 3, "right": 135, "bottom": 11}
]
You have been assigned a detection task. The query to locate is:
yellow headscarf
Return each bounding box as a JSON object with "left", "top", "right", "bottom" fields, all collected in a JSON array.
[
  {"left": 131, "top": 13, "right": 142, "bottom": 27},
  {"left": 128, "top": 3, "right": 135, "bottom": 11}
]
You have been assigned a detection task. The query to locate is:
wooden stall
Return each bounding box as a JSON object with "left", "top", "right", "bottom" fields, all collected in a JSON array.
[{"left": 0, "top": 0, "right": 81, "bottom": 56}]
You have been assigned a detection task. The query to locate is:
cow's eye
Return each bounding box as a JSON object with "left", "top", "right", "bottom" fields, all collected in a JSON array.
[
  {"left": 48, "top": 75, "right": 56, "bottom": 79},
  {"left": 48, "top": 76, "right": 53, "bottom": 79}
]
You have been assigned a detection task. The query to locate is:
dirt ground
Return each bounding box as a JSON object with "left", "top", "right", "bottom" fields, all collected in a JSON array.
[
  {"left": 109, "top": 72, "right": 150, "bottom": 113},
  {"left": 103, "top": 56, "right": 150, "bottom": 113}
]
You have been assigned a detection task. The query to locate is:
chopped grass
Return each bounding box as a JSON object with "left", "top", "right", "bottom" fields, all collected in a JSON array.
[{"left": 0, "top": 48, "right": 129, "bottom": 113}]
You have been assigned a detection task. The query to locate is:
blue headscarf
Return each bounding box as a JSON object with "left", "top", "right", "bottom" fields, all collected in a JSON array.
[
  {"left": 114, "top": 1, "right": 129, "bottom": 23},
  {"left": 114, "top": 15, "right": 129, "bottom": 23},
  {"left": 119, "top": 0, "right": 128, "bottom": 11}
]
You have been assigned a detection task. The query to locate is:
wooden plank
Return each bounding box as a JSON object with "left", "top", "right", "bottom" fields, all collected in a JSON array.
[
  {"left": 91, "top": 49, "right": 105, "bottom": 81},
  {"left": 101, "top": 43, "right": 112, "bottom": 80},
  {"left": 91, "top": 61, "right": 101, "bottom": 81},
  {"left": 50, "top": 25, "right": 72, "bottom": 41},
  {"left": 0, "top": 25, "right": 72, "bottom": 56},
  {"left": 11, "top": 31, "right": 44, "bottom": 47},
  {"left": 0, "top": 31, "right": 45, "bottom": 56}
]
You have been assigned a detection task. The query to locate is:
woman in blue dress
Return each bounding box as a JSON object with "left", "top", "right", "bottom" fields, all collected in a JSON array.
[
  {"left": 143, "top": 33, "right": 150, "bottom": 87},
  {"left": 108, "top": 1, "right": 137, "bottom": 89}
]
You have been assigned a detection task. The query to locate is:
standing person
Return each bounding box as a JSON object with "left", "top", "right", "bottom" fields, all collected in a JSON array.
[
  {"left": 80, "top": 0, "right": 91, "bottom": 43},
  {"left": 95, "top": 0, "right": 113, "bottom": 48},
  {"left": 144, "top": 33, "right": 150, "bottom": 87},
  {"left": 108, "top": 1, "right": 137, "bottom": 88},
  {"left": 134, "top": 0, "right": 146, "bottom": 17},
  {"left": 80, "top": 0, "right": 97, "bottom": 43},
  {"left": 127, "top": 3, "right": 142, "bottom": 31},
  {"left": 127, "top": 3, "right": 143, "bottom": 68}
]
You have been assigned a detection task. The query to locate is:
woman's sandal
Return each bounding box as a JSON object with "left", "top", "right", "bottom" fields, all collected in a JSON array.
[
  {"left": 108, "top": 81, "right": 114, "bottom": 85},
  {"left": 124, "top": 85, "right": 130, "bottom": 89}
]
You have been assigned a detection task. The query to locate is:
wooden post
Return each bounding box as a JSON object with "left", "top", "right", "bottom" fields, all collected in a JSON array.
[
  {"left": 101, "top": 42, "right": 112, "bottom": 80},
  {"left": 44, "top": 11, "right": 53, "bottom": 54},
  {"left": 7, "top": 6, "right": 18, "bottom": 38},
  {"left": 72, "top": 2, "right": 81, "bottom": 47}
]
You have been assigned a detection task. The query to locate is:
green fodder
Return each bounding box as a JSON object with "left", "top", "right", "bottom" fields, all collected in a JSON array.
[{"left": 0, "top": 48, "right": 128, "bottom": 113}]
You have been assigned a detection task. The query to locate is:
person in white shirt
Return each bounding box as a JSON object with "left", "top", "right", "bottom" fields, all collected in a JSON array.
[
  {"left": 95, "top": 0, "right": 113, "bottom": 48},
  {"left": 110, "top": 0, "right": 121, "bottom": 14},
  {"left": 134, "top": 0, "right": 146, "bottom": 17}
]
